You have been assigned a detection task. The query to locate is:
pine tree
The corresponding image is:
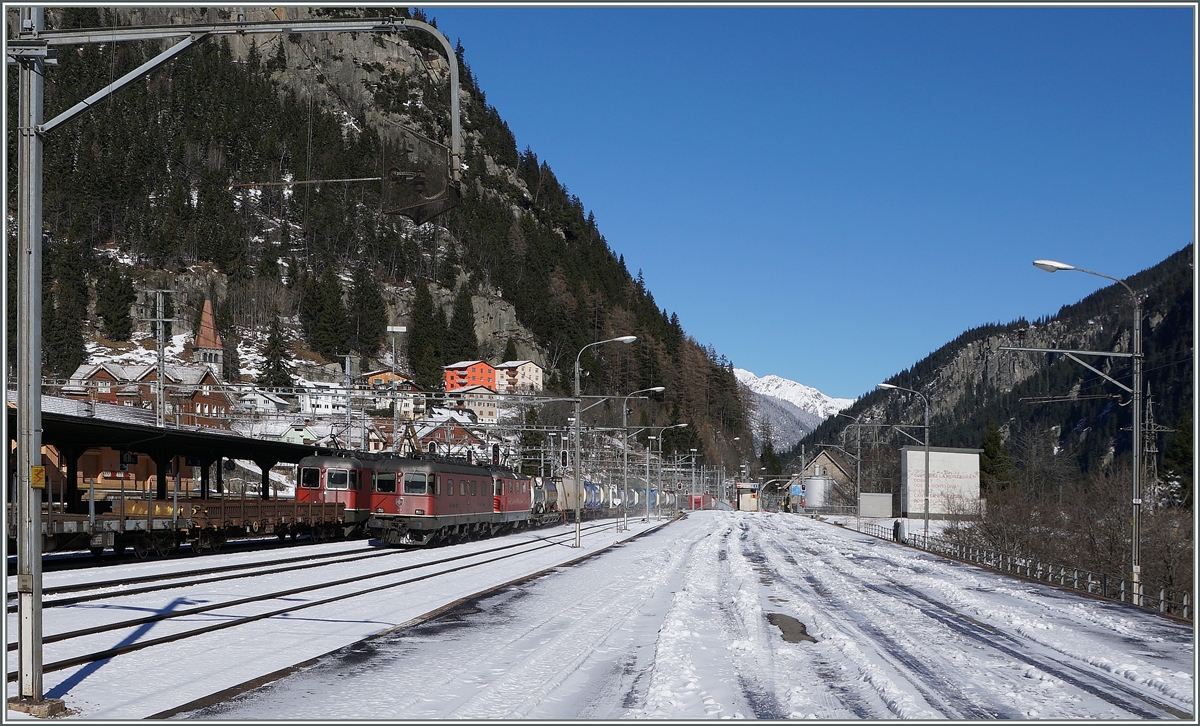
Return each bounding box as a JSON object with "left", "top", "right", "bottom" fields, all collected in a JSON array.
[
  {"left": 446, "top": 283, "right": 478, "bottom": 363},
  {"left": 301, "top": 266, "right": 349, "bottom": 362},
  {"left": 348, "top": 263, "right": 388, "bottom": 357},
  {"left": 215, "top": 294, "right": 241, "bottom": 381},
  {"left": 407, "top": 281, "right": 445, "bottom": 389},
  {"left": 502, "top": 336, "right": 519, "bottom": 363},
  {"left": 760, "top": 440, "right": 783, "bottom": 476},
  {"left": 438, "top": 242, "right": 460, "bottom": 288},
  {"left": 980, "top": 420, "right": 1015, "bottom": 494},
  {"left": 257, "top": 309, "right": 294, "bottom": 387},
  {"left": 41, "top": 242, "right": 87, "bottom": 377},
  {"left": 256, "top": 242, "right": 279, "bottom": 280},
  {"left": 95, "top": 266, "right": 136, "bottom": 341},
  {"left": 1162, "top": 411, "right": 1193, "bottom": 507}
]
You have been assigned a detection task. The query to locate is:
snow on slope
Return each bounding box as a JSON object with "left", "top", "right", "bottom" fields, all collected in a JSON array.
[
  {"left": 733, "top": 368, "right": 854, "bottom": 450},
  {"left": 734, "top": 368, "right": 853, "bottom": 419}
]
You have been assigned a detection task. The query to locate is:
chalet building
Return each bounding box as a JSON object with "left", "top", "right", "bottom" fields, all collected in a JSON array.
[
  {"left": 63, "top": 362, "right": 233, "bottom": 428},
  {"left": 443, "top": 360, "right": 495, "bottom": 392},
  {"left": 237, "top": 389, "right": 291, "bottom": 413},
  {"left": 446, "top": 384, "right": 499, "bottom": 425},
  {"left": 802, "top": 449, "right": 856, "bottom": 489},
  {"left": 192, "top": 298, "right": 224, "bottom": 376},
  {"left": 494, "top": 360, "right": 544, "bottom": 393},
  {"left": 354, "top": 369, "right": 425, "bottom": 421},
  {"left": 416, "top": 411, "right": 485, "bottom": 457},
  {"left": 296, "top": 380, "right": 347, "bottom": 417}
]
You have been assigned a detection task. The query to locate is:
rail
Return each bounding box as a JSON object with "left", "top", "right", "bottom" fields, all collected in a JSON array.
[{"left": 854, "top": 521, "right": 1191, "bottom": 622}]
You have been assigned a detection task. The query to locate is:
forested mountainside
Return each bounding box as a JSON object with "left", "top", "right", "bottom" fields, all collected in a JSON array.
[
  {"left": 793, "top": 244, "right": 1194, "bottom": 506},
  {"left": 5, "top": 6, "right": 751, "bottom": 464}
]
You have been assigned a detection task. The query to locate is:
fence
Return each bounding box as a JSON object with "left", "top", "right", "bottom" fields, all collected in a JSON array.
[{"left": 856, "top": 521, "right": 1191, "bottom": 622}]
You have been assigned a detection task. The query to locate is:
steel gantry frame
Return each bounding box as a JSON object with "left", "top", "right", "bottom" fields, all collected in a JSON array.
[{"left": 5, "top": 8, "right": 462, "bottom": 707}]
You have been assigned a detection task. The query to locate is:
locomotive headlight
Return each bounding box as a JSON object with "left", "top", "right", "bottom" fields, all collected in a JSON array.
[
  {"left": 375, "top": 507, "right": 383, "bottom": 514},
  {"left": 414, "top": 509, "right": 425, "bottom": 516}
]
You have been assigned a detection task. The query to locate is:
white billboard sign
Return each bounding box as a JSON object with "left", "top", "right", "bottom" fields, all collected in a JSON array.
[{"left": 900, "top": 447, "right": 981, "bottom": 518}]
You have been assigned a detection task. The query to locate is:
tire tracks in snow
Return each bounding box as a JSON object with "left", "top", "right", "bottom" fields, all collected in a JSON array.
[
  {"left": 751, "top": 517, "right": 1018, "bottom": 719},
  {"left": 862, "top": 580, "right": 1189, "bottom": 719},
  {"left": 760, "top": 516, "right": 1191, "bottom": 719}
]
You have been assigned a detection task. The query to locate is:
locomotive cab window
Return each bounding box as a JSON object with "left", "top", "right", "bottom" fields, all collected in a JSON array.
[
  {"left": 300, "top": 468, "right": 321, "bottom": 489},
  {"left": 447, "top": 479, "right": 455, "bottom": 496},
  {"left": 404, "top": 472, "right": 429, "bottom": 495},
  {"left": 327, "top": 469, "right": 349, "bottom": 490},
  {"left": 376, "top": 472, "right": 397, "bottom": 494},
  {"left": 494, "top": 481, "right": 502, "bottom": 496}
]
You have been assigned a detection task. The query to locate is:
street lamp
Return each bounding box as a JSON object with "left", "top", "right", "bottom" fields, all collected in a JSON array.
[
  {"left": 877, "top": 382, "right": 930, "bottom": 541},
  {"left": 1034, "top": 258, "right": 1143, "bottom": 602},
  {"left": 690, "top": 448, "right": 698, "bottom": 510},
  {"left": 729, "top": 436, "right": 739, "bottom": 507},
  {"left": 645, "top": 435, "right": 656, "bottom": 522},
  {"left": 573, "top": 335, "right": 636, "bottom": 547},
  {"left": 638, "top": 423, "right": 687, "bottom": 521},
  {"left": 833, "top": 411, "right": 864, "bottom": 531},
  {"left": 621, "top": 386, "right": 665, "bottom": 532}
]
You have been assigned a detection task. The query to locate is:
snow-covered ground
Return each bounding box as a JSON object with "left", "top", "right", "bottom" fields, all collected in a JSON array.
[{"left": 7, "top": 512, "right": 1194, "bottom": 720}]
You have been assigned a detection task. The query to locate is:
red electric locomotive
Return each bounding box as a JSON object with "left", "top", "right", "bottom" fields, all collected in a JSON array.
[
  {"left": 296, "top": 454, "right": 372, "bottom": 534},
  {"left": 492, "top": 469, "right": 533, "bottom": 529},
  {"left": 367, "top": 457, "right": 533, "bottom": 546}
]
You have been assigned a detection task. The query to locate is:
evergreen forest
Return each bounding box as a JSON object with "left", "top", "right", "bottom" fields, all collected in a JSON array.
[{"left": 5, "top": 6, "right": 752, "bottom": 464}]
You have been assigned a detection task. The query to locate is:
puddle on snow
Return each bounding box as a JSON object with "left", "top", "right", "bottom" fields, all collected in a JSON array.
[{"left": 766, "top": 612, "right": 817, "bottom": 644}]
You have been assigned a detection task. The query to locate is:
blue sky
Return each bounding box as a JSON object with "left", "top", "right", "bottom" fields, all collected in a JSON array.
[{"left": 426, "top": 4, "right": 1194, "bottom": 400}]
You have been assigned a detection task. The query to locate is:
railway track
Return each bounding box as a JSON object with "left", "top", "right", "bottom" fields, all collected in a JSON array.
[
  {"left": 6, "top": 544, "right": 403, "bottom": 615},
  {"left": 7, "top": 534, "right": 328, "bottom": 577},
  {"left": 6, "top": 520, "right": 628, "bottom": 684}
]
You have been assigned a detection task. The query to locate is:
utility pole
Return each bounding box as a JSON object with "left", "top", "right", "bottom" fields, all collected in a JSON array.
[
  {"left": 142, "top": 289, "right": 175, "bottom": 427},
  {"left": 387, "top": 325, "right": 406, "bottom": 452},
  {"left": 10, "top": 7, "right": 61, "bottom": 715}
]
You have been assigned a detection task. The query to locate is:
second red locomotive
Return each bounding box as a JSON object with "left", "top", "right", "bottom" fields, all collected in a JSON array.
[{"left": 366, "top": 457, "right": 532, "bottom": 545}]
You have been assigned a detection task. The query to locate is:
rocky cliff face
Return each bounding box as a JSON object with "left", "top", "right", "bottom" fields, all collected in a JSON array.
[{"left": 70, "top": 6, "right": 549, "bottom": 381}]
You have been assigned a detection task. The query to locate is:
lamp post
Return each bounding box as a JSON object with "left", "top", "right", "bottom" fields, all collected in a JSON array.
[
  {"left": 728, "top": 436, "right": 739, "bottom": 507},
  {"left": 387, "top": 325, "right": 406, "bottom": 452},
  {"left": 637, "top": 423, "right": 688, "bottom": 521},
  {"left": 833, "top": 412, "right": 864, "bottom": 530},
  {"left": 620, "top": 386, "right": 665, "bottom": 532},
  {"left": 645, "top": 435, "right": 656, "bottom": 521},
  {"left": 877, "top": 382, "right": 930, "bottom": 541},
  {"left": 573, "top": 335, "right": 636, "bottom": 547},
  {"left": 1034, "top": 259, "right": 1143, "bottom": 603},
  {"left": 690, "top": 448, "right": 698, "bottom": 510}
]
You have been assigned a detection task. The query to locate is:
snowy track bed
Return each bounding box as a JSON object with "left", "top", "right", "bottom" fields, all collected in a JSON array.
[
  {"left": 6, "top": 518, "right": 656, "bottom": 719},
  {"left": 175, "top": 511, "right": 1193, "bottom": 720}
]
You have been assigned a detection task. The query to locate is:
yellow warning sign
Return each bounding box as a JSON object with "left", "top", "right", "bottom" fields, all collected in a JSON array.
[{"left": 31, "top": 465, "right": 45, "bottom": 489}]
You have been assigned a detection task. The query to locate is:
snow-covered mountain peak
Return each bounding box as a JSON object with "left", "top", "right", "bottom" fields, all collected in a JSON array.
[{"left": 734, "top": 368, "right": 854, "bottom": 420}]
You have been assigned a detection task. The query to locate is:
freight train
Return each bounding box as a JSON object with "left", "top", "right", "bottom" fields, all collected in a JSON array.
[
  {"left": 296, "top": 454, "right": 679, "bottom": 547},
  {"left": 11, "top": 452, "right": 679, "bottom": 558}
]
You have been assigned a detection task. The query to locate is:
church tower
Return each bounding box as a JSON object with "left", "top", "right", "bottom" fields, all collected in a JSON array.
[{"left": 193, "top": 298, "right": 224, "bottom": 376}]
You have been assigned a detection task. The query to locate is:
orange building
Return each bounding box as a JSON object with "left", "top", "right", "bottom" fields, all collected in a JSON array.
[{"left": 443, "top": 360, "right": 496, "bottom": 392}]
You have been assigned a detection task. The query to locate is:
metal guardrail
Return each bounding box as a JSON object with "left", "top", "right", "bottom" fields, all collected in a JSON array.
[{"left": 855, "top": 521, "right": 1191, "bottom": 622}]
